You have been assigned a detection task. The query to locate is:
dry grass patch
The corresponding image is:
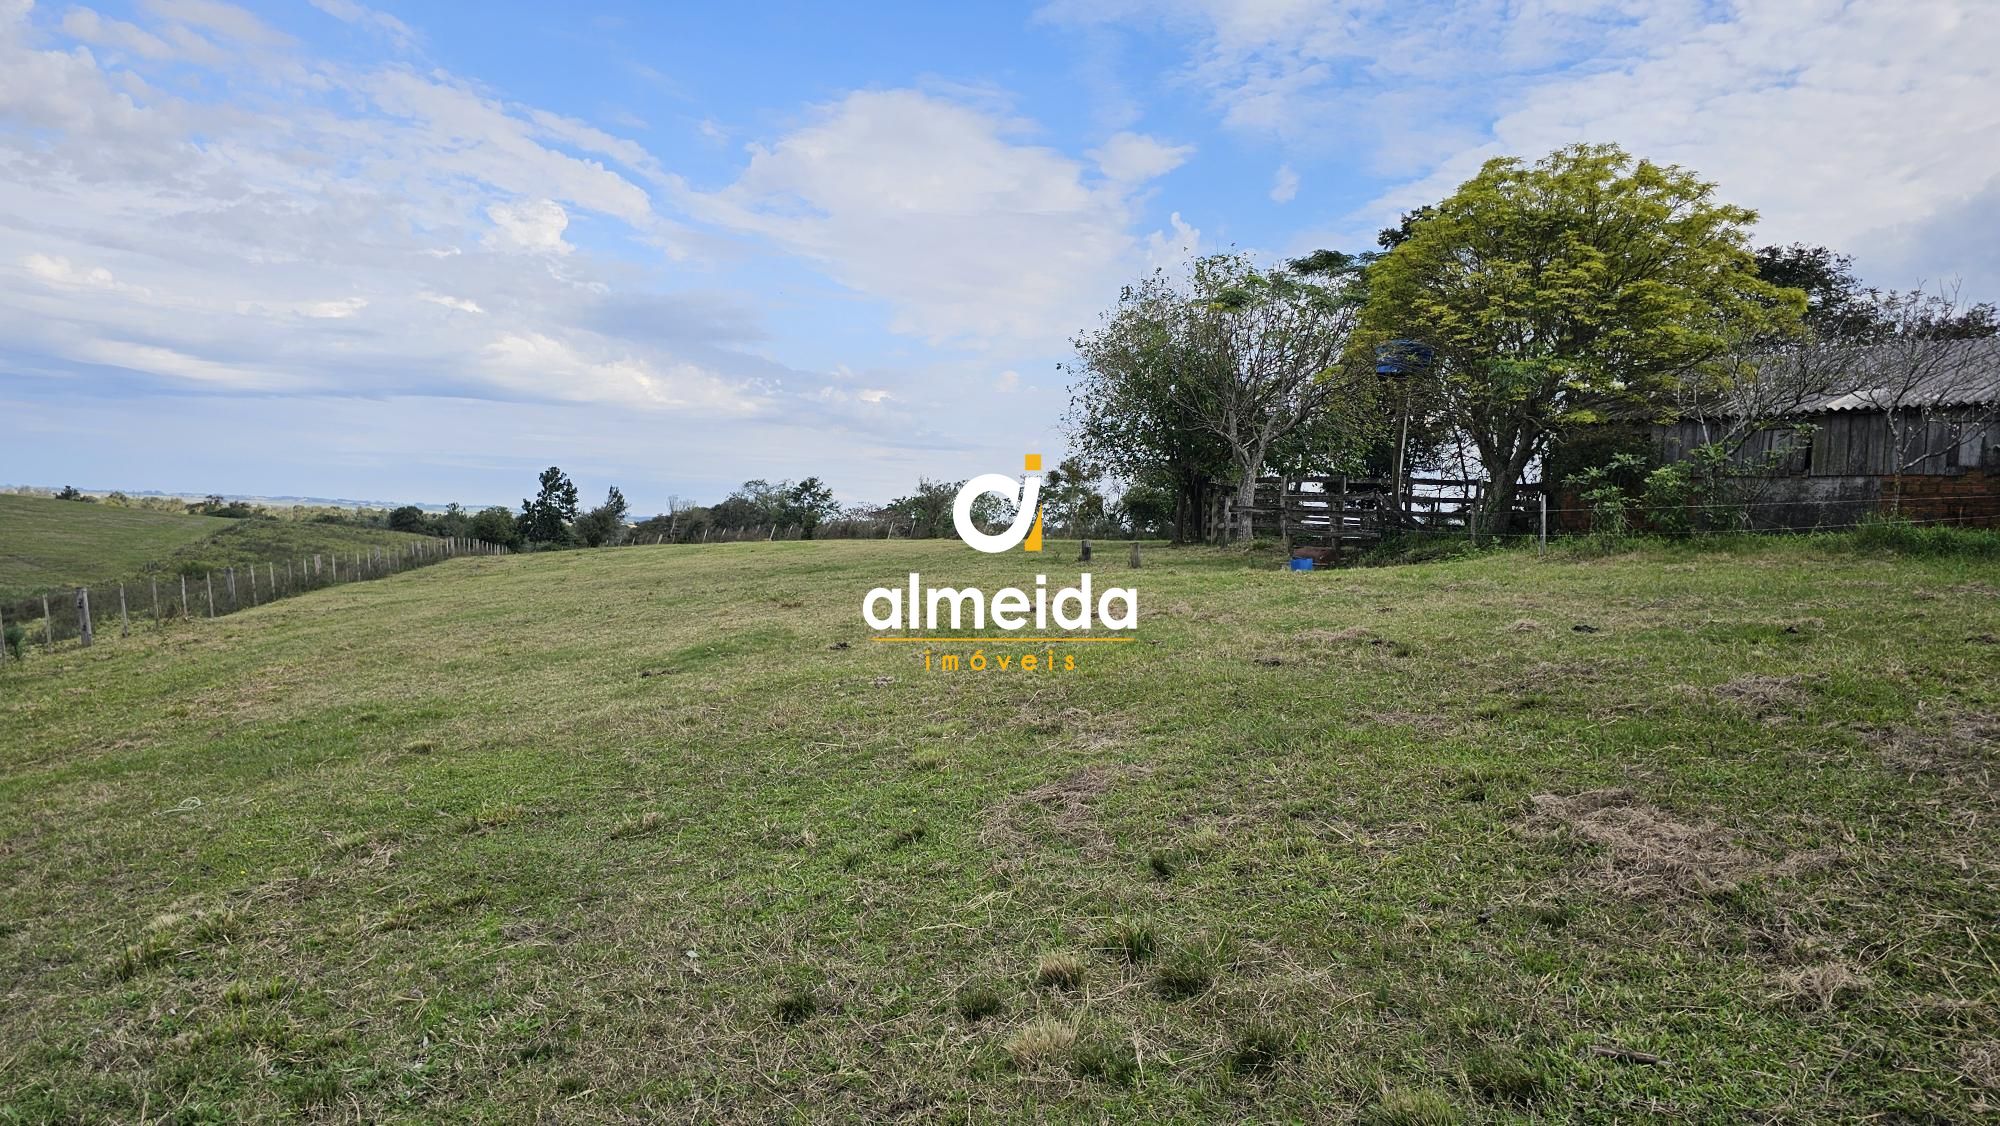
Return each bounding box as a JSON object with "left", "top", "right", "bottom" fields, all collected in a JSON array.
[
  {"left": 1707, "top": 674, "right": 1807, "bottom": 719},
  {"left": 981, "top": 763, "right": 1151, "bottom": 859},
  {"left": 1776, "top": 961, "right": 1868, "bottom": 1011},
  {"left": 1526, "top": 789, "right": 1760, "bottom": 899},
  {"left": 1872, "top": 707, "right": 1999, "bottom": 788},
  {"left": 1005, "top": 1019, "right": 1077, "bottom": 1070}
]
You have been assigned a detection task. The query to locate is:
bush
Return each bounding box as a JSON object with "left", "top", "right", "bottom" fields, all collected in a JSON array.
[{"left": 3, "top": 623, "right": 24, "bottom": 661}]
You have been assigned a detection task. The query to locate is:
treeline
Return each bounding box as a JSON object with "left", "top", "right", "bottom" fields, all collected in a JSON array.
[{"left": 1064, "top": 142, "right": 1998, "bottom": 542}]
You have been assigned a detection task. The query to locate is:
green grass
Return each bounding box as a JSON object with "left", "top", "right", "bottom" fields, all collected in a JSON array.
[
  {"left": 1, "top": 537, "right": 1997, "bottom": 1120},
  {"left": 1, "top": 493, "right": 432, "bottom": 622},
  {"left": 0, "top": 494, "right": 232, "bottom": 594}
]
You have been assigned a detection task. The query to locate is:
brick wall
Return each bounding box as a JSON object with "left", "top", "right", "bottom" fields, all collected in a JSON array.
[{"left": 1883, "top": 469, "right": 2000, "bottom": 528}]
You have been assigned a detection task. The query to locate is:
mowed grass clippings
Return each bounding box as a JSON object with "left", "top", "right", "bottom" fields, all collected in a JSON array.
[{"left": 0, "top": 536, "right": 1996, "bottom": 1121}]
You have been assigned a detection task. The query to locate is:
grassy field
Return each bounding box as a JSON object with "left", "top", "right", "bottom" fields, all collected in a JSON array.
[
  {"left": 1, "top": 537, "right": 1996, "bottom": 1122},
  {"left": 0, "top": 493, "right": 431, "bottom": 603},
  {"left": 0, "top": 495, "right": 232, "bottom": 594}
]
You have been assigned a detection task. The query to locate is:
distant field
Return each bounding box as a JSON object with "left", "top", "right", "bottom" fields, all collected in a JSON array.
[
  {"left": 1, "top": 537, "right": 1997, "bottom": 1121},
  {"left": 0, "top": 494, "right": 232, "bottom": 594},
  {"left": 0, "top": 493, "right": 431, "bottom": 599}
]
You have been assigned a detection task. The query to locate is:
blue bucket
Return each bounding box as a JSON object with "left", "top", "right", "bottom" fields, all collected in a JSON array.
[{"left": 1288, "top": 556, "right": 1314, "bottom": 571}]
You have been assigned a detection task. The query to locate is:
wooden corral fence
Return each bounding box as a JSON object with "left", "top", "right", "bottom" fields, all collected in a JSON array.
[{"left": 1230, "top": 476, "right": 1549, "bottom": 556}]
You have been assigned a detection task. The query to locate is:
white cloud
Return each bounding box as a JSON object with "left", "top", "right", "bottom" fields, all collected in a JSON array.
[
  {"left": 1270, "top": 163, "right": 1298, "bottom": 203},
  {"left": 307, "top": 0, "right": 417, "bottom": 49},
  {"left": 995, "top": 369, "right": 1020, "bottom": 392},
  {"left": 1057, "top": 0, "right": 2000, "bottom": 293},
  {"left": 686, "top": 89, "right": 1193, "bottom": 350},
  {"left": 481, "top": 332, "right": 758, "bottom": 413},
  {"left": 484, "top": 199, "right": 573, "bottom": 255},
  {"left": 418, "top": 292, "right": 485, "bottom": 314},
  {"left": 1090, "top": 131, "right": 1193, "bottom": 182},
  {"left": 59, "top": 8, "right": 175, "bottom": 59},
  {"left": 857, "top": 388, "right": 890, "bottom": 403}
]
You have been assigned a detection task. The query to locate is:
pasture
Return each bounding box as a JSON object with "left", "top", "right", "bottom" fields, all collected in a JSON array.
[{"left": 1, "top": 537, "right": 1995, "bottom": 1121}]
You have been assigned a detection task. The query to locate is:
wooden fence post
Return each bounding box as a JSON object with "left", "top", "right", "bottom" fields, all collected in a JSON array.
[
  {"left": 120, "top": 583, "right": 130, "bottom": 637},
  {"left": 76, "top": 588, "right": 93, "bottom": 647},
  {"left": 269, "top": 562, "right": 276, "bottom": 597},
  {"left": 1129, "top": 540, "right": 1142, "bottom": 569},
  {"left": 0, "top": 604, "right": 7, "bottom": 663},
  {"left": 227, "top": 566, "right": 237, "bottom": 610},
  {"left": 205, "top": 574, "right": 214, "bottom": 618},
  {"left": 150, "top": 577, "right": 160, "bottom": 624},
  {"left": 180, "top": 575, "right": 188, "bottom": 620},
  {"left": 43, "top": 594, "right": 53, "bottom": 650},
  {"left": 1539, "top": 492, "right": 1548, "bottom": 557}
]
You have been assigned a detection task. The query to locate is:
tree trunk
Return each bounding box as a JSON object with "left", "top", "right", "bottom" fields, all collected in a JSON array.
[{"left": 1233, "top": 474, "right": 1257, "bottom": 542}]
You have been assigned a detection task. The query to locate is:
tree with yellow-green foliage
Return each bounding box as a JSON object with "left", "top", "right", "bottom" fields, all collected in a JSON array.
[{"left": 1358, "top": 143, "right": 1802, "bottom": 529}]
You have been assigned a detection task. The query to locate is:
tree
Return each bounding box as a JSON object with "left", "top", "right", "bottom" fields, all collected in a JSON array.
[
  {"left": 1040, "top": 457, "right": 1112, "bottom": 535},
  {"left": 575, "top": 486, "right": 630, "bottom": 547},
  {"left": 1064, "top": 273, "right": 1234, "bottom": 544},
  {"left": 1360, "top": 143, "right": 1800, "bottom": 530},
  {"left": 520, "top": 466, "right": 580, "bottom": 545},
  {"left": 1175, "top": 253, "right": 1374, "bottom": 541},
  {"left": 883, "top": 479, "right": 960, "bottom": 538},
  {"left": 788, "top": 477, "right": 840, "bottom": 539},
  {"left": 468, "top": 505, "right": 521, "bottom": 548},
  {"left": 387, "top": 505, "right": 428, "bottom": 533}
]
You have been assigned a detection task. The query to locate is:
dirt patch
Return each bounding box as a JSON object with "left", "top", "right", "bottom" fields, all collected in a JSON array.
[
  {"left": 1526, "top": 789, "right": 1760, "bottom": 899},
  {"left": 1506, "top": 618, "right": 1545, "bottom": 632},
  {"left": 981, "top": 763, "right": 1152, "bottom": 859}
]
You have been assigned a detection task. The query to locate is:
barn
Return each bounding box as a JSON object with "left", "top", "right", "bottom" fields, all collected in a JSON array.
[{"left": 1652, "top": 339, "right": 2000, "bottom": 530}]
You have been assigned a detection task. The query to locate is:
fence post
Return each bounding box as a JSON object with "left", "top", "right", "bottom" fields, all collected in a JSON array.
[
  {"left": 269, "top": 562, "right": 276, "bottom": 598},
  {"left": 150, "top": 577, "right": 160, "bottom": 624},
  {"left": 205, "top": 574, "right": 215, "bottom": 618},
  {"left": 1129, "top": 540, "right": 1142, "bottom": 569},
  {"left": 77, "top": 588, "right": 92, "bottom": 647},
  {"left": 120, "top": 583, "right": 130, "bottom": 637},
  {"left": 248, "top": 563, "right": 257, "bottom": 606},
  {"left": 181, "top": 575, "right": 188, "bottom": 620},
  {"left": 227, "top": 566, "right": 237, "bottom": 610},
  {"left": 1539, "top": 492, "right": 1548, "bottom": 557},
  {"left": 43, "top": 594, "right": 53, "bottom": 650},
  {"left": 0, "top": 604, "right": 7, "bottom": 663}
]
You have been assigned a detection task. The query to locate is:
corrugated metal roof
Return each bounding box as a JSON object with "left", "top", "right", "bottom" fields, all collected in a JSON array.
[{"left": 1790, "top": 338, "right": 2000, "bottom": 414}]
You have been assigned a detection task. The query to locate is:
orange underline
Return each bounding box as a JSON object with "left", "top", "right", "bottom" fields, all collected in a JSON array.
[{"left": 870, "top": 636, "right": 1136, "bottom": 643}]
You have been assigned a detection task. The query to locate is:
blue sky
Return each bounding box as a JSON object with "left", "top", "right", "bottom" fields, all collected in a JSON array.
[{"left": 4, "top": 0, "right": 1998, "bottom": 513}]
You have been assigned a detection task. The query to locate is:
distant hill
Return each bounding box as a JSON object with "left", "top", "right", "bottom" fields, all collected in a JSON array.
[{"left": 0, "top": 493, "right": 430, "bottom": 598}]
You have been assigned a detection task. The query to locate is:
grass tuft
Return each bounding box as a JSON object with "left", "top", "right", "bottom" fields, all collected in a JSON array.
[
  {"left": 1004, "top": 1020, "right": 1076, "bottom": 1070},
  {"left": 1036, "top": 952, "right": 1086, "bottom": 991},
  {"left": 1152, "top": 946, "right": 1215, "bottom": 1000},
  {"left": 772, "top": 983, "right": 821, "bottom": 1025},
  {"left": 1228, "top": 1022, "right": 1292, "bottom": 1075},
  {"left": 954, "top": 982, "right": 1006, "bottom": 1023},
  {"left": 1100, "top": 919, "right": 1158, "bottom": 963},
  {"left": 1464, "top": 1046, "right": 1546, "bottom": 1104},
  {"left": 1071, "top": 1037, "right": 1139, "bottom": 1085}
]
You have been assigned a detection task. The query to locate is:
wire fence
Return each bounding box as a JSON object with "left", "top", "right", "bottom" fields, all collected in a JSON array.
[{"left": 0, "top": 537, "right": 507, "bottom": 665}]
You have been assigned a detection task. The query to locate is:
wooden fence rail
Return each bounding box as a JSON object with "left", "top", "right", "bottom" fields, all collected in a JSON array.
[{"left": 1229, "top": 476, "right": 1548, "bottom": 555}]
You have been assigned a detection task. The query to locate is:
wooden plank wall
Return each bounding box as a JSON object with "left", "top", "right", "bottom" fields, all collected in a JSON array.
[{"left": 1657, "top": 411, "right": 1998, "bottom": 477}]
